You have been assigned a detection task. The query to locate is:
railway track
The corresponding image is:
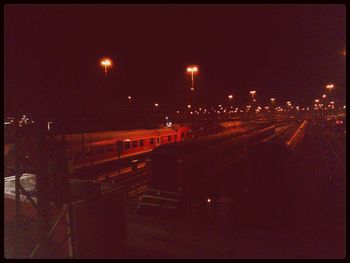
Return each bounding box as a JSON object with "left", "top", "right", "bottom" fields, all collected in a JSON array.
[{"left": 318, "top": 128, "right": 345, "bottom": 184}]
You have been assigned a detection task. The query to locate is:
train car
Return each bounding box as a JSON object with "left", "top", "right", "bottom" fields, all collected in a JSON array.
[{"left": 54, "top": 125, "right": 191, "bottom": 175}]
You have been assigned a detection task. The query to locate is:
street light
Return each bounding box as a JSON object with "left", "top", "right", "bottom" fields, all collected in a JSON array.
[
  {"left": 322, "top": 94, "right": 327, "bottom": 99},
  {"left": 270, "top": 98, "right": 275, "bottom": 108},
  {"left": 186, "top": 65, "right": 198, "bottom": 92},
  {"left": 100, "top": 58, "right": 113, "bottom": 76},
  {"left": 250, "top": 91, "right": 256, "bottom": 104},
  {"left": 326, "top": 83, "right": 335, "bottom": 98},
  {"left": 154, "top": 103, "right": 159, "bottom": 108},
  {"left": 228, "top": 94, "right": 233, "bottom": 100}
]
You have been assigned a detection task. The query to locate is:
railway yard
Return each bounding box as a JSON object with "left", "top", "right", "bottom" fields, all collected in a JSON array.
[{"left": 4, "top": 117, "right": 346, "bottom": 258}]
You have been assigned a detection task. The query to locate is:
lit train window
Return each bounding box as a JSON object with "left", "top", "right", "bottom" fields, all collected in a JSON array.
[
  {"left": 124, "top": 141, "right": 130, "bottom": 150},
  {"left": 150, "top": 138, "right": 154, "bottom": 145},
  {"left": 168, "top": 135, "right": 171, "bottom": 142},
  {"left": 132, "top": 141, "right": 138, "bottom": 148},
  {"left": 140, "top": 139, "right": 144, "bottom": 146}
]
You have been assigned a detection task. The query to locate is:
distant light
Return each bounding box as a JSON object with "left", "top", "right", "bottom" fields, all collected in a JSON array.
[
  {"left": 187, "top": 65, "right": 198, "bottom": 73},
  {"left": 330, "top": 101, "right": 335, "bottom": 104},
  {"left": 326, "top": 84, "right": 334, "bottom": 89},
  {"left": 47, "top": 121, "right": 52, "bottom": 131},
  {"left": 315, "top": 99, "right": 319, "bottom": 103},
  {"left": 176, "top": 110, "right": 180, "bottom": 114},
  {"left": 207, "top": 198, "right": 211, "bottom": 203},
  {"left": 322, "top": 94, "right": 327, "bottom": 98},
  {"left": 100, "top": 58, "right": 112, "bottom": 66},
  {"left": 343, "top": 105, "right": 346, "bottom": 109},
  {"left": 128, "top": 96, "right": 132, "bottom": 100},
  {"left": 187, "top": 104, "right": 191, "bottom": 109},
  {"left": 270, "top": 98, "right": 275, "bottom": 102},
  {"left": 228, "top": 94, "right": 233, "bottom": 100},
  {"left": 218, "top": 105, "right": 222, "bottom": 107},
  {"left": 4, "top": 121, "right": 11, "bottom": 125},
  {"left": 154, "top": 103, "right": 159, "bottom": 107},
  {"left": 190, "top": 111, "right": 193, "bottom": 115}
]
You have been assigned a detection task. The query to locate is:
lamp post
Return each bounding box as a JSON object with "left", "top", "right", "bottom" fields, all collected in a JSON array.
[
  {"left": 250, "top": 90, "right": 256, "bottom": 102},
  {"left": 270, "top": 98, "right": 275, "bottom": 118},
  {"left": 187, "top": 66, "right": 198, "bottom": 92},
  {"left": 249, "top": 91, "right": 256, "bottom": 119},
  {"left": 100, "top": 58, "right": 112, "bottom": 77},
  {"left": 326, "top": 83, "right": 334, "bottom": 99},
  {"left": 228, "top": 95, "right": 233, "bottom": 117}
]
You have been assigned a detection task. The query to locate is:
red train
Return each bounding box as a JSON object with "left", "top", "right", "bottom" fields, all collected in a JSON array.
[
  {"left": 5, "top": 121, "right": 246, "bottom": 177},
  {"left": 56, "top": 125, "right": 191, "bottom": 175}
]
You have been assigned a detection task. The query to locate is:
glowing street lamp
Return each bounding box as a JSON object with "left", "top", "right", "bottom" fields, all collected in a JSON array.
[
  {"left": 100, "top": 58, "right": 113, "bottom": 76},
  {"left": 322, "top": 94, "right": 327, "bottom": 99},
  {"left": 187, "top": 104, "right": 191, "bottom": 109},
  {"left": 250, "top": 91, "right": 256, "bottom": 104},
  {"left": 326, "top": 84, "right": 334, "bottom": 90},
  {"left": 315, "top": 99, "right": 319, "bottom": 103},
  {"left": 326, "top": 83, "right": 335, "bottom": 98},
  {"left": 228, "top": 94, "right": 233, "bottom": 100},
  {"left": 128, "top": 96, "right": 132, "bottom": 101},
  {"left": 270, "top": 98, "right": 275, "bottom": 110},
  {"left": 154, "top": 103, "right": 159, "bottom": 108},
  {"left": 186, "top": 65, "right": 198, "bottom": 92}
]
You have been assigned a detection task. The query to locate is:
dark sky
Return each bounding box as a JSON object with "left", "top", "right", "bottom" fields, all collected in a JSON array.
[{"left": 4, "top": 4, "right": 346, "bottom": 117}]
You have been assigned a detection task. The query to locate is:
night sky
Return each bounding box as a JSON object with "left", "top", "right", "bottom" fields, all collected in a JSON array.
[{"left": 4, "top": 4, "right": 346, "bottom": 118}]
